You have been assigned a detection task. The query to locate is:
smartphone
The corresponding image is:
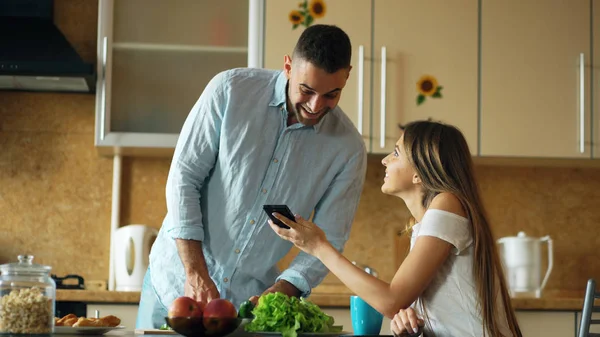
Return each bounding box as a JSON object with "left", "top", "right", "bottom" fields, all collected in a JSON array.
[{"left": 263, "top": 204, "right": 295, "bottom": 229}]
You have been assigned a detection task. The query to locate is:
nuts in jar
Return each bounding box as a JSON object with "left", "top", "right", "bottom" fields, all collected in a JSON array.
[{"left": 0, "top": 287, "right": 53, "bottom": 334}]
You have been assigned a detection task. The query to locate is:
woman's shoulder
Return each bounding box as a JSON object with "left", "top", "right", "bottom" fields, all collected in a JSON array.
[
  {"left": 428, "top": 192, "right": 467, "bottom": 219},
  {"left": 419, "top": 193, "right": 472, "bottom": 254}
]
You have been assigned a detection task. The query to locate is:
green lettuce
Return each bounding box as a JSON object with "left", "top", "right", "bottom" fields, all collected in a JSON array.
[{"left": 245, "top": 292, "right": 343, "bottom": 337}]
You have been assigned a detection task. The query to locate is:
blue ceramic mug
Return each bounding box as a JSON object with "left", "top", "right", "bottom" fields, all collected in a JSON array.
[{"left": 350, "top": 296, "right": 383, "bottom": 335}]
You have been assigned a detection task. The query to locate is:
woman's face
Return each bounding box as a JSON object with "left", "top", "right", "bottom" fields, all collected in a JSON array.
[{"left": 381, "top": 136, "right": 419, "bottom": 196}]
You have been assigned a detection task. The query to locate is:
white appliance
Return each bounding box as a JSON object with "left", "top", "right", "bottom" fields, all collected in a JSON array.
[
  {"left": 497, "top": 231, "right": 553, "bottom": 298},
  {"left": 114, "top": 224, "right": 158, "bottom": 291}
]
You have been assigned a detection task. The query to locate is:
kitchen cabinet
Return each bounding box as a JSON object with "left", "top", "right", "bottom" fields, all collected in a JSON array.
[
  {"left": 371, "top": 1, "right": 478, "bottom": 155},
  {"left": 480, "top": 0, "right": 592, "bottom": 158},
  {"left": 516, "top": 311, "right": 576, "bottom": 337},
  {"left": 95, "top": 0, "right": 262, "bottom": 156},
  {"left": 87, "top": 304, "right": 138, "bottom": 329},
  {"left": 576, "top": 311, "right": 600, "bottom": 335},
  {"left": 325, "top": 309, "right": 577, "bottom": 336},
  {"left": 264, "top": 1, "right": 478, "bottom": 154}
]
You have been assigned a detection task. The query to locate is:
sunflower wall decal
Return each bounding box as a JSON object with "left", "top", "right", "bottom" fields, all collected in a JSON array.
[
  {"left": 416, "top": 75, "right": 443, "bottom": 106},
  {"left": 289, "top": 0, "right": 326, "bottom": 30}
]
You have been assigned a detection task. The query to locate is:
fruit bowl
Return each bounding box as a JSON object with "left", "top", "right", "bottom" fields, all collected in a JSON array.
[{"left": 165, "top": 317, "right": 242, "bottom": 337}]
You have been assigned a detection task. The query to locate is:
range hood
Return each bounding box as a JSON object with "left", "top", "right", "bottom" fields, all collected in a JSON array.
[{"left": 0, "top": 0, "right": 95, "bottom": 93}]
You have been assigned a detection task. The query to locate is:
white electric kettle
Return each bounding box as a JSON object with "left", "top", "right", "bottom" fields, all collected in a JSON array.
[
  {"left": 114, "top": 224, "right": 158, "bottom": 291},
  {"left": 497, "top": 232, "right": 553, "bottom": 298}
]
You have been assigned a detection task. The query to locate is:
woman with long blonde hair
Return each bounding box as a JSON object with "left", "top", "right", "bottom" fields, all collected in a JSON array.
[{"left": 268, "top": 120, "right": 522, "bottom": 336}]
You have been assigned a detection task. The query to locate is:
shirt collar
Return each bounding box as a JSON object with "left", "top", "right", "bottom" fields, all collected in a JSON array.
[
  {"left": 269, "top": 70, "right": 327, "bottom": 133},
  {"left": 269, "top": 71, "right": 288, "bottom": 108}
]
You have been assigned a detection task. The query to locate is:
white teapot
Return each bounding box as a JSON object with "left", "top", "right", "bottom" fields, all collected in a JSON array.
[{"left": 497, "top": 232, "right": 553, "bottom": 298}]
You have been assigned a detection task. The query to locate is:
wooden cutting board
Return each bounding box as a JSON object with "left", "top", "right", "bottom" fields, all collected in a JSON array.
[{"left": 134, "top": 328, "right": 178, "bottom": 335}]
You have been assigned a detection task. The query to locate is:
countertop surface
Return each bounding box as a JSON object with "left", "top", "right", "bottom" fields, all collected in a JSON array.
[
  {"left": 85, "top": 331, "right": 393, "bottom": 337},
  {"left": 57, "top": 285, "right": 593, "bottom": 311}
]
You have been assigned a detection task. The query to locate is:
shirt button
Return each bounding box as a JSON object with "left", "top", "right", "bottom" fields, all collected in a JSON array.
[
  {"left": 262, "top": 189, "right": 267, "bottom": 194},
  {"left": 249, "top": 219, "right": 255, "bottom": 225},
  {"left": 223, "top": 277, "right": 229, "bottom": 283},
  {"left": 235, "top": 249, "right": 240, "bottom": 254},
  {"left": 273, "top": 158, "right": 278, "bottom": 163}
]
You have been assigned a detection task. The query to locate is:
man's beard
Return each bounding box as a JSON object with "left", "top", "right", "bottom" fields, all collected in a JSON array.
[{"left": 292, "top": 104, "right": 330, "bottom": 126}]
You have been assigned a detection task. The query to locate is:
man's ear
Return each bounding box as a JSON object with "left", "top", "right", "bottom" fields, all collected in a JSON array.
[
  {"left": 412, "top": 173, "right": 422, "bottom": 184},
  {"left": 284, "top": 55, "right": 292, "bottom": 79}
]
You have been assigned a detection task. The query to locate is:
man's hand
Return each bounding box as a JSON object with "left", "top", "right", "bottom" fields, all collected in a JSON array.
[
  {"left": 248, "top": 280, "right": 301, "bottom": 306},
  {"left": 184, "top": 272, "right": 220, "bottom": 305},
  {"left": 176, "top": 239, "right": 219, "bottom": 305}
]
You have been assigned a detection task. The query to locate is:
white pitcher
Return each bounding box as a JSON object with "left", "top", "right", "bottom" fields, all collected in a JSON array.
[
  {"left": 114, "top": 224, "right": 158, "bottom": 291},
  {"left": 497, "top": 231, "right": 553, "bottom": 298}
]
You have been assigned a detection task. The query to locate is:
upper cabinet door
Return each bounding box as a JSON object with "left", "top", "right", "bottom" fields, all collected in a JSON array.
[
  {"left": 371, "top": 1, "right": 479, "bottom": 155},
  {"left": 95, "top": 0, "right": 250, "bottom": 154},
  {"left": 480, "top": 0, "right": 591, "bottom": 158},
  {"left": 264, "top": 0, "right": 373, "bottom": 146}
]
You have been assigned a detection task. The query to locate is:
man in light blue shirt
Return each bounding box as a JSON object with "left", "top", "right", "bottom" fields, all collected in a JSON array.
[{"left": 136, "top": 24, "right": 367, "bottom": 328}]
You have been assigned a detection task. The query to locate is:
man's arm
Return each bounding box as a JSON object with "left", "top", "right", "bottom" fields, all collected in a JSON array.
[
  {"left": 176, "top": 239, "right": 219, "bottom": 303},
  {"left": 166, "top": 71, "right": 229, "bottom": 302},
  {"left": 276, "top": 148, "right": 368, "bottom": 297}
]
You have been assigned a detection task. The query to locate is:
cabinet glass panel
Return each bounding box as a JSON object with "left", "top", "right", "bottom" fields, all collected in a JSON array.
[
  {"left": 109, "top": 0, "right": 248, "bottom": 135},
  {"left": 110, "top": 49, "right": 246, "bottom": 134},
  {"left": 113, "top": 0, "right": 248, "bottom": 47}
]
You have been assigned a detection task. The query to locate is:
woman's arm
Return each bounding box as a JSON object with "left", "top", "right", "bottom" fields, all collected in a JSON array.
[
  {"left": 315, "top": 232, "right": 451, "bottom": 318},
  {"left": 270, "top": 192, "right": 464, "bottom": 318}
]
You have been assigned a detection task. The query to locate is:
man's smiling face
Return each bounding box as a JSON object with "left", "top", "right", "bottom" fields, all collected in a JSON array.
[{"left": 284, "top": 55, "right": 350, "bottom": 126}]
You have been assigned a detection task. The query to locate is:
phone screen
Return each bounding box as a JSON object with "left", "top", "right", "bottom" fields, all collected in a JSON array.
[{"left": 263, "top": 204, "right": 295, "bottom": 229}]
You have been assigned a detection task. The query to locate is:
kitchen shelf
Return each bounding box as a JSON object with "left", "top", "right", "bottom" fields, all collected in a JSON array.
[{"left": 112, "top": 42, "right": 248, "bottom": 53}]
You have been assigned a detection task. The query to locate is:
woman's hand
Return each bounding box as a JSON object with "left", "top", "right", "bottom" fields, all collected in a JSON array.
[
  {"left": 268, "top": 213, "right": 329, "bottom": 256},
  {"left": 390, "top": 307, "right": 424, "bottom": 336}
]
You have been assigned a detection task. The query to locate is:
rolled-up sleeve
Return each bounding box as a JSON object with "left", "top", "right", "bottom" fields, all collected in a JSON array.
[
  {"left": 277, "top": 148, "right": 367, "bottom": 297},
  {"left": 165, "top": 72, "right": 228, "bottom": 242}
]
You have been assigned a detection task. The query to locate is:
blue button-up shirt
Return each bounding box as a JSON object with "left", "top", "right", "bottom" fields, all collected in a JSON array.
[{"left": 149, "top": 67, "right": 367, "bottom": 309}]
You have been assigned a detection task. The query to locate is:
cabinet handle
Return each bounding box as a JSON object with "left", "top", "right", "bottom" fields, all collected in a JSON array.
[
  {"left": 100, "top": 36, "right": 108, "bottom": 141},
  {"left": 380, "top": 46, "right": 387, "bottom": 149},
  {"left": 357, "top": 45, "right": 364, "bottom": 135},
  {"left": 579, "top": 53, "right": 585, "bottom": 154}
]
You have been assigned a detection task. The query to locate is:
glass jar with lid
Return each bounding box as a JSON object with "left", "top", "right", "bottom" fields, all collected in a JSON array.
[{"left": 0, "top": 255, "right": 56, "bottom": 334}]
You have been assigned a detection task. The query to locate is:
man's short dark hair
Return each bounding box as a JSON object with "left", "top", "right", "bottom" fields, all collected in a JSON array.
[{"left": 292, "top": 24, "right": 352, "bottom": 73}]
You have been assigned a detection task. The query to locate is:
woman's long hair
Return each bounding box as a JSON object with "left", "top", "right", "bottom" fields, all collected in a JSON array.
[{"left": 401, "top": 120, "right": 522, "bottom": 337}]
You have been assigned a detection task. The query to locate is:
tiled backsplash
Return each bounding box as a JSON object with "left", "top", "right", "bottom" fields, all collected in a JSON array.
[{"left": 1, "top": 0, "right": 599, "bottom": 293}]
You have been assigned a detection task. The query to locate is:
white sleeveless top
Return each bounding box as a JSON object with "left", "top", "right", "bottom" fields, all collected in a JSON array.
[{"left": 411, "top": 209, "right": 513, "bottom": 337}]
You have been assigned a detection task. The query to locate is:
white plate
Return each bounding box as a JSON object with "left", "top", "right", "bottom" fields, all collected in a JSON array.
[{"left": 53, "top": 326, "right": 126, "bottom": 335}]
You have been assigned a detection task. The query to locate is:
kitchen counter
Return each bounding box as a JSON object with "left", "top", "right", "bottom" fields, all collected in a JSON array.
[
  {"left": 57, "top": 286, "right": 595, "bottom": 311},
  {"left": 77, "top": 332, "right": 388, "bottom": 337},
  {"left": 310, "top": 285, "right": 595, "bottom": 311},
  {"left": 57, "top": 290, "right": 140, "bottom": 304}
]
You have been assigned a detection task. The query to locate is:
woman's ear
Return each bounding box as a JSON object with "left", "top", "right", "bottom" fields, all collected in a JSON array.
[{"left": 412, "top": 173, "right": 422, "bottom": 184}]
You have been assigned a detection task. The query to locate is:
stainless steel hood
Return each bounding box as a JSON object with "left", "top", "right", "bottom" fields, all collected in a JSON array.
[{"left": 0, "top": 0, "right": 95, "bottom": 93}]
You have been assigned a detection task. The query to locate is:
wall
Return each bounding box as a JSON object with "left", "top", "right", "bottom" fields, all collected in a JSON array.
[{"left": 1, "top": 0, "right": 599, "bottom": 293}]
